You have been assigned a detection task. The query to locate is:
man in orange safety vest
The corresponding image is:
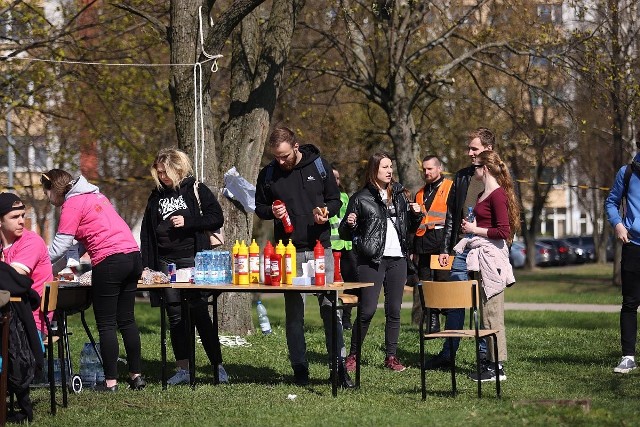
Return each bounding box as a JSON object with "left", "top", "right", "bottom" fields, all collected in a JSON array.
[{"left": 411, "top": 155, "right": 453, "bottom": 333}]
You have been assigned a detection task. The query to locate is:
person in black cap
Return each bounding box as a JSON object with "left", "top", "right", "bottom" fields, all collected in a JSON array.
[{"left": 0, "top": 192, "right": 53, "bottom": 337}]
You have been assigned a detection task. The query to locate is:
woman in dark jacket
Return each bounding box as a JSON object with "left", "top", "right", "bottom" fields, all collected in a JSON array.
[
  {"left": 140, "top": 148, "right": 227, "bottom": 385},
  {"left": 339, "top": 152, "right": 422, "bottom": 372}
]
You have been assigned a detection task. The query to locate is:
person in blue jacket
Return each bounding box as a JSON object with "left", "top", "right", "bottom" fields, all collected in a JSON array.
[{"left": 605, "top": 138, "right": 640, "bottom": 374}]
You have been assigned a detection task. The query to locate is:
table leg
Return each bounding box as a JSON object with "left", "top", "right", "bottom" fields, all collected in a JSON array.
[
  {"left": 331, "top": 290, "right": 338, "bottom": 397},
  {"left": 160, "top": 292, "right": 167, "bottom": 390},
  {"left": 183, "top": 295, "right": 196, "bottom": 389},
  {"left": 212, "top": 293, "right": 219, "bottom": 386},
  {"left": 355, "top": 289, "right": 362, "bottom": 388}
]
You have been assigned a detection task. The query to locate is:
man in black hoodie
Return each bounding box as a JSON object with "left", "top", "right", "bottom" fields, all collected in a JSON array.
[{"left": 255, "top": 126, "right": 353, "bottom": 388}]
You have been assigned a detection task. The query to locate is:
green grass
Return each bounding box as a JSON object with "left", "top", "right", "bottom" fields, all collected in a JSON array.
[
  {"left": 507, "top": 263, "right": 619, "bottom": 304},
  {"left": 27, "top": 264, "right": 639, "bottom": 426}
]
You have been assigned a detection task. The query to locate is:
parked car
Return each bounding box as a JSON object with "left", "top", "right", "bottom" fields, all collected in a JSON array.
[
  {"left": 509, "top": 241, "right": 526, "bottom": 268},
  {"left": 509, "top": 241, "right": 556, "bottom": 267},
  {"left": 564, "top": 236, "right": 596, "bottom": 263},
  {"left": 534, "top": 242, "right": 556, "bottom": 267},
  {"left": 537, "top": 238, "right": 575, "bottom": 266}
]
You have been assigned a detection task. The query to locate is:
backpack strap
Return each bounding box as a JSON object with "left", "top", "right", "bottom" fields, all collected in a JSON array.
[
  {"left": 264, "top": 160, "right": 276, "bottom": 190},
  {"left": 314, "top": 157, "right": 327, "bottom": 180}
]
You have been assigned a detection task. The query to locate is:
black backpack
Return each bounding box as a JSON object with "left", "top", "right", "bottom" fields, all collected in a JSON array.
[{"left": 6, "top": 304, "right": 36, "bottom": 392}]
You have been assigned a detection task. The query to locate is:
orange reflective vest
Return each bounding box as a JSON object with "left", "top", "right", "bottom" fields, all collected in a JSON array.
[{"left": 415, "top": 178, "right": 453, "bottom": 236}]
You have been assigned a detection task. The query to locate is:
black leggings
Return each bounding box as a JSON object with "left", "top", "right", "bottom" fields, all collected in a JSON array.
[
  {"left": 159, "top": 258, "right": 222, "bottom": 365},
  {"left": 349, "top": 256, "right": 406, "bottom": 357},
  {"left": 91, "top": 252, "right": 143, "bottom": 380}
]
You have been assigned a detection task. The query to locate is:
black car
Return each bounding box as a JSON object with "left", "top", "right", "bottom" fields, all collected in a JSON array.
[{"left": 564, "top": 236, "right": 595, "bottom": 263}]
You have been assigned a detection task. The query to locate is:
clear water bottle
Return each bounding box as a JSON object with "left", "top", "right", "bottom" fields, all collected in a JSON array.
[
  {"left": 256, "top": 300, "right": 272, "bottom": 335},
  {"left": 465, "top": 206, "right": 475, "bottom": 238},
  {"left": 194, "top": 252, "right": 205, "bottom": 284},
  {"left": 79, "top": 342, "right": 97, "bottom": 388}
]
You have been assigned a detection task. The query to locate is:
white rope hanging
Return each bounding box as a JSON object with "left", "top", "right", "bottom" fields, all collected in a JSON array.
[{"left": 193, "top": 5, "right": 223, "bottom": 182}]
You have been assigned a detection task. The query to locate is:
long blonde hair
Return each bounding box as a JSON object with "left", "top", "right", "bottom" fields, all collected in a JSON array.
[
  {"left": 477, "top": 151, "right": 521, "bottom": 238},
  {"left": 151, "top": 148, "right": 193, "bottom": 190}
]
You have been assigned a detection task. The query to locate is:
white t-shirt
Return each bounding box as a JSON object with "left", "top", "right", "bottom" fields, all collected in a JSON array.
[{"left": 380, "top": 190, "right": 403, "bottom": 257}]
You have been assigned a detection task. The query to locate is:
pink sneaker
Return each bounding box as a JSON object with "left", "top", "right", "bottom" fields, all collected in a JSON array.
[
  {"left": 384, "top": 356, "right": 406, "bottom": 372},
  {"left": 345, "top": 354, "right": 357, "bottom": 373}
]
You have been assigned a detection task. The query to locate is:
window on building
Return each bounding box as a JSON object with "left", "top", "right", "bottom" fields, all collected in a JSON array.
[{"left": 537, "top": 4, "right": 563, "bottom": 24}]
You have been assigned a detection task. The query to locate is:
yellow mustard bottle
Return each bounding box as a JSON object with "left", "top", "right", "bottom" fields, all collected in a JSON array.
[
  {"left": 275, "top": 239, "right": 286, "bottom": 284},
  {"left": 232, "top": 240, "right": 240, "bottom": 285},
  {"left": 285, "top": 240, "right": 297, "bottom": 285},
  {"left": 249, "top": 239, "right": 260, "bottom": 284}
]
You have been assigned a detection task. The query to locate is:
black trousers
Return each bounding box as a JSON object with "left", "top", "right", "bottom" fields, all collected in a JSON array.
[{"left": 621, "top": 243, "right": 640, "bottom": 356}]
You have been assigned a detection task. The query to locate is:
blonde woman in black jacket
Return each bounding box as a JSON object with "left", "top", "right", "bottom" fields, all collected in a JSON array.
[{"left": 339, "top": 152, "right": 422, "bottom": 372}]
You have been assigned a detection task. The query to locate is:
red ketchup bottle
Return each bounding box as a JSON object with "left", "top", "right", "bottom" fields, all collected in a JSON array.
[
  {"left": 332, "top": 251, "right": 344, "bottom": 284},
  {"left": 314, "top": 240, "right": 326, "bottom": 286},
  {"left": 270, "top": 253, "right": 282, "bottom": 286},
  {"left": 263, "top": 241, "right": 274, "bottom": 285},
  {"left": 273, "top": 200, "right": 294, "bottom": 234}
]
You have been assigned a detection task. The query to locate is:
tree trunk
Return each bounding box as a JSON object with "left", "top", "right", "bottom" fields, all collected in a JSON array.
[
  {"left": 216, "top": 0, "right": 303, "bottom": 333},
  {"left": 168, "top": 0, "right": 268, "bottom": 334}
]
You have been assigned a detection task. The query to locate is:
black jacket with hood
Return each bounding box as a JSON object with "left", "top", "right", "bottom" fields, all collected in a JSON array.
[
  {"left": 255, "top": 144, "right": 341, "bottom": 251},
  {"left": 440, "top": 165, "right": 475, "bottom": 255},
  {"left": 338, "top": 182, "right": 422, "bottom": 264},
  {"left": 0, "top": 262, "right": 44, "bottom": 373},
  {"left": 140, "top": 176, "right": 224, "bottom": 270}
]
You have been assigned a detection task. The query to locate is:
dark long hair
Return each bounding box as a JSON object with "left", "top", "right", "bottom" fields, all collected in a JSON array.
[{"left": 364, "top": 152, "right": 411, "bottom": 204}]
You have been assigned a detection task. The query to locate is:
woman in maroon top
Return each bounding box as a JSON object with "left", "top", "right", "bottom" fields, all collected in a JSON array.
[{"left": 459, "top": 151, "right": 520, "bottom": 382}]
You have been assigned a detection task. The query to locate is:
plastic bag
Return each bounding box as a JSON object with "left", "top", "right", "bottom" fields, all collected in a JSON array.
[{"left": 223, "top": 167, "right": 256, "bottom": 213}]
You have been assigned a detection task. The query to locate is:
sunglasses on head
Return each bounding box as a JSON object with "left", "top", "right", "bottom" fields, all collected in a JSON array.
[
  {"left": 474, "top": 164, "right": 484, "bottom": 169},
  {"left": 40, "top": 173, "right": 52, "bottom": 190}
]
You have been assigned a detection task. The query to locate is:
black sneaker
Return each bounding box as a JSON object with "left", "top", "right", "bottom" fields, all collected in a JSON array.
[
  {"left": 468, "top": 365, "right": 506, "bottom": 382},
  {"left": 292, "top": 364, "right": 309, "bottom": 386}
]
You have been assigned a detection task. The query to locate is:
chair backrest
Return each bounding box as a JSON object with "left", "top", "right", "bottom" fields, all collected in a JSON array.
[
  {"left": 430, "top": 255, "right": 452, "bottom": 271},
  {"left": 420, "top": 280, "right": 478, "bottom": 310},
  {"left": 41, "top": 281, "right": 59, "bottom": 313}
]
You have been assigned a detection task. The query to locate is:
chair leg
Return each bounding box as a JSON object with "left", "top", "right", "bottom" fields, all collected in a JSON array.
[
  {"left": 476, "top": 338, "right": 482, "bottom": 398},
  {"left": 420, "top": 335, "right": 426, "bottom": 400},
  {"left": 492, "top": 335, "right": 501, "bottom": 398},
  {"left": 449, "top": 338, "right": 457, "bottom": 395},
  {"left": 47, "top": 335, "right": 56, "bottom": 415}
]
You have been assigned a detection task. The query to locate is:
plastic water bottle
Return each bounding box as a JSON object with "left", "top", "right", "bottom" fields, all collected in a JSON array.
[
  {"left": 79, "top": 343, "right": 97, "bottom": 388},
  {"left": 256, "top": 301, "right": 272, "bottom": 335},
  {"left": 465, "top": 206, "right": 475, "bottom": 238},
  {"left": 194, "top": 252, "right": 205, "bottom": 284},
  {"left": 79, "top": 342, "right": 104, "bottom": 388}
]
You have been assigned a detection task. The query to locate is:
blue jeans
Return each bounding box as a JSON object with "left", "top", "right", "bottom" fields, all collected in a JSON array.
[
  {"left": 439, "top": 246, "right": 487, "bottom": 360},
  {"left": 285, "top": 249, "right": 346, "bottom": 370}
]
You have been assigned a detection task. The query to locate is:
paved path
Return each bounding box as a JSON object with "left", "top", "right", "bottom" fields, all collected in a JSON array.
[{"left": 392, "top": 302, "right": 620, "bottom": 312}]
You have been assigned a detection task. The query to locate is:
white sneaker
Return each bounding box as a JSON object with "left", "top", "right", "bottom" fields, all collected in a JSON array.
[
  {"left": 167, "top": 368, "right": 190, "bottom": 385},
  {"left": 614, "top": 357, "right": 637, "bottom": 374}
]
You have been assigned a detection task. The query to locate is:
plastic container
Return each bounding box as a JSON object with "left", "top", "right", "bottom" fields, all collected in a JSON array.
[
  {"left": 285, "top": 240, "right": 296, "bottom": 285},
  {"left": 249, "top": 239, "right": 260, "bottom": 284},
  {"left": 263, "top": 241, "right": 273, "bottom": 285},
  {"left": 270, "top": 254, "right": 282, "bottom": 286},
  {"left": 274, "top": 200, "right": 294, "bottom": 234},
  {"left": 238, "top": 240, "right": 249, "bottom": 285},
  {"left": 333, "top": 251, "right": 344, "bottom": 284},
  {"left": 314, "top": 240, "right": 326, "bottom": 286},
  {"left": 256, "top": 300, "right": 272, "bottom": 335}
]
